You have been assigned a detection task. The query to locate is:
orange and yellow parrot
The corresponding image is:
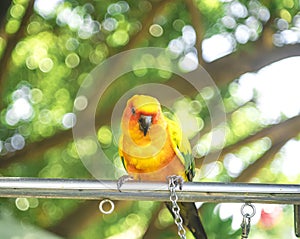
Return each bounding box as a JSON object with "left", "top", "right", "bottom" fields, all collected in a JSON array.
[{"left": 118, "top": 94, "right": 207, "bottom": 239}]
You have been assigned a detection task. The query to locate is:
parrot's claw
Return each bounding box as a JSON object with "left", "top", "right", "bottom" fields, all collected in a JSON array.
[
  {"left": 117, "top": 175, "right": 134, "bottom": 192},
  {"left": 167, "top": 175, "right": 184, "bottom": 190}
]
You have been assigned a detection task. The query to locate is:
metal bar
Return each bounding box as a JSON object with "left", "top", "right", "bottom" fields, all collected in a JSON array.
[
  {"left": 295, "top": 205, "right": 300, "bottom": 237},
  {"left": 0, "top": 177, "right": 300, "bottom": 204}
]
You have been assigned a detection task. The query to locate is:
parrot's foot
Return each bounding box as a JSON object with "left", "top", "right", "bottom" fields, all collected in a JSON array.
[
  {"left": 117, "top": 175, "right": 134, "bottom": 192},
  {"left": 167, "top": 175, "right": 184, "bottom": 190}
]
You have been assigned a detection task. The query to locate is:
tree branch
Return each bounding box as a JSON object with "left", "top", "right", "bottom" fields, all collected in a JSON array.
[
  {"left": 142, "top": 203, "right": 172, "bottom": 239},
  {"left": 0, "top": 0, "right": 11, "bottom": 27},
  {"left": 47, "top": 200, "right": 130, "bottom": 237},
  {"left": 0, "top": 0, "right": 35, "bottom": 108},
  {"left": 233, "top": 140, "right": 287, "bottom": 182},
  {"left": 184, "top": 0, "right": 204, "bottom": 64},
  {"left": 195, "top": 114, "right": 300, "bottom": 167},
  {"left": 124, "top": 0, "right": 173, "bottom": 51},
  {"left": 203, "top": 39, "right": 300, "bottom": 87}
]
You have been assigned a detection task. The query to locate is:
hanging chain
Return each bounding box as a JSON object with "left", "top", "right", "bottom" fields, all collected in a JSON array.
[
  {"left": 241, "top": 214, "right": 251, "bottom": 239},
  {"left": 168, "top": 175, "right": 186, "bottom": 239},
  {"left": 240, "top": 203, "right": 256, "bottom": 239}
]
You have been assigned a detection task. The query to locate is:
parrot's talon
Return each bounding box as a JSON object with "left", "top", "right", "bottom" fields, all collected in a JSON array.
[
  {"left": 117, "top": 175, "right": 134, "bottom": 192},
  {"left": 167, "top": 175, "right": 184, "bottom": 190}
]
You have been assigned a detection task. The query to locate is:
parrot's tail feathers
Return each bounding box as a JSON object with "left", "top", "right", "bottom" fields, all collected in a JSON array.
[
  {"left": 182, "top": 202, "right": 207, "bottom": 239},
  {"left": 165, "top": 202, "right": 207, "bottom": 239}
]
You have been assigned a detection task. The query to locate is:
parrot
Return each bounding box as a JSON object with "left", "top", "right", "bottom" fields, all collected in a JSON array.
[{"left": 118, "top": 94, "right": 207, "bottom": 239}]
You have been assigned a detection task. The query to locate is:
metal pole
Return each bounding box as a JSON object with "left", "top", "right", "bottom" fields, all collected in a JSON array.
[
  {"left": 0, "top": 177, "right": 300, "bottom": 204},
  {"left": 295, "top": 205, "right": 300, "bottom": 237}
]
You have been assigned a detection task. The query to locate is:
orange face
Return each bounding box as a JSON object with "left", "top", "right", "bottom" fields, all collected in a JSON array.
[{"left": 121, "top": 95, "right": 165, "bottom": 139}]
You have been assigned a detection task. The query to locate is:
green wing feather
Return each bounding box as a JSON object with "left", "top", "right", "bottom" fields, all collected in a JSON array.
[
  {"left": 165, "top": 116, "right": 195, "bottom": 181},
  {"left": 118, "top": 135, "right": 127, "bottom": 170},
  {"left": 165, "top": 115, "right": 207, "bottom": 238}
]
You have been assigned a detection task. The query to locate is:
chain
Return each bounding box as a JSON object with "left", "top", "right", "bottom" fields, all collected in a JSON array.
[
  {"left": 241, "top": 214, "right": 251, "bottom": 239},
  {"left": 168, "top": 175, "right": 186, "bottom": 239},
  {"left": 240, "top": 203, "right": 256, "bottom": 239}
]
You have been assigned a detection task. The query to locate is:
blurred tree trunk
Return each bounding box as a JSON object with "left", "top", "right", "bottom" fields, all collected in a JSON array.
[
  {"left": 0, "top": 0, "right": 35, "bottom": 108},
  {"left": 0, "top": 0, "right": 11, "bottom": 26},
  {"left": 195, "top": 115, "right": 300, "bottom": 167},
  {"left": 47, "top": 200, "right": 131, "bottom": 238}
]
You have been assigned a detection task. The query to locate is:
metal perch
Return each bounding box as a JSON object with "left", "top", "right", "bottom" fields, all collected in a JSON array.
[{"left": 0, "top": 177, "right": 300, "bottom": 204}]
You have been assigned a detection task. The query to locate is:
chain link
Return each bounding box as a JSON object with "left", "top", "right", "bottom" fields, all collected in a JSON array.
[
  {"left": 240, "top": 203, "right": 256, "bottom": 239},
  {"left": 241, "top": 214, "right": 251, "bottom": 239},
  {"left": 168, "top": 175, "right": 186, "bottom": 239}
]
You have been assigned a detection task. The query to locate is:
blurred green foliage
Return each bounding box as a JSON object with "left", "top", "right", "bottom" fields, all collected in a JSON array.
[{"left": 0, "top": 0, "right": 300, "bottom": 238}]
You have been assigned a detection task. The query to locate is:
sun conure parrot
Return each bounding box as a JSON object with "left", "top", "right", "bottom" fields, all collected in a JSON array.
[{"left": 118, "top": 94, "right": 207, "bottom": 239}]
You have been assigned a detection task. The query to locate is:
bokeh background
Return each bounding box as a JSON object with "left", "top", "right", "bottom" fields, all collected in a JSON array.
[{"left": 0, "top": 0, "right": 300, "bottom": 238}]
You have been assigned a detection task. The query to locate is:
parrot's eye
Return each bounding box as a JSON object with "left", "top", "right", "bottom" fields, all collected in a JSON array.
[{"left": 131, "top": 107, "right": 136, "bottom": 115}]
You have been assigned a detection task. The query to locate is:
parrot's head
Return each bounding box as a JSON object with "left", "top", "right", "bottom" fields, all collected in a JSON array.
[{"left": 122, "top": 95, "right": 165, "bottom": 137}]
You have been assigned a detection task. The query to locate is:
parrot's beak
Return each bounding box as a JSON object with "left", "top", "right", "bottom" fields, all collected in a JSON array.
[{"left": 139, "top": 115, "right": 152, "bottom": 136}]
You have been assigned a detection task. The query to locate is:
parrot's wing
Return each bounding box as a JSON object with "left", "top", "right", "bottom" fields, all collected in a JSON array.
[
  {"left": 166, "top": 117, "right": 195, "bottom": 181},
  {"left": 118, "top": 135, "right": 126, "bottom": 170}
]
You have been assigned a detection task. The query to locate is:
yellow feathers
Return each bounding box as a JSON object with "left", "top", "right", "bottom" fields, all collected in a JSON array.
[
  {"left": 127, "top": 95, "right": 161, "bottom": 115},
  {"left": 119, "top": 94, "right": 195, "bottom": 182}
]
